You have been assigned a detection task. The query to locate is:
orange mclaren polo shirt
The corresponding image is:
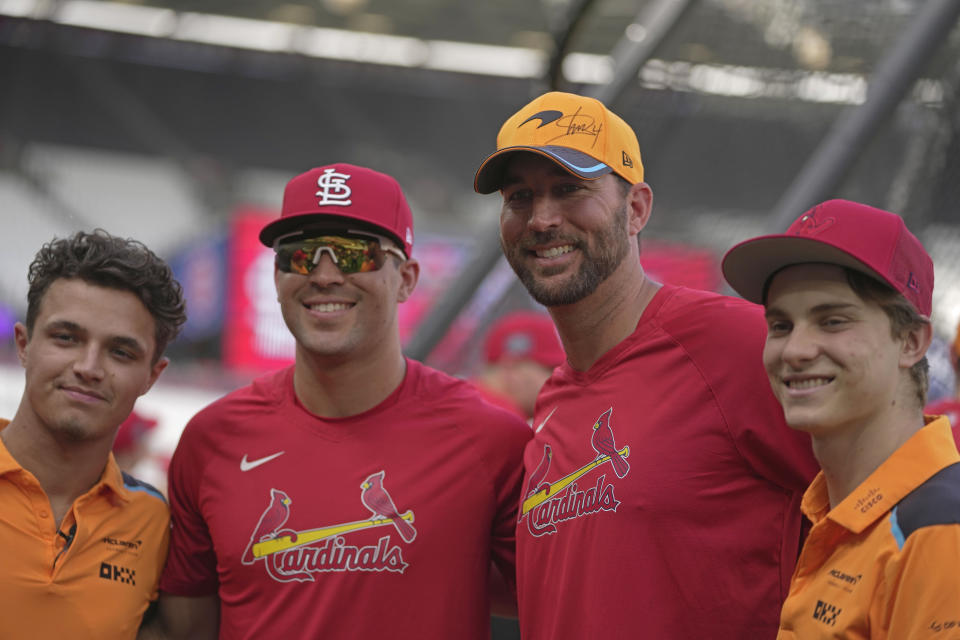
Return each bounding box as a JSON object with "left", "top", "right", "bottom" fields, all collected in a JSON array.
[
  {"left": 778, "top": 416, "right": 960, "bottom": 639},
  {"left": 0, "top": 419, "right": 169, "bottom": 639}
]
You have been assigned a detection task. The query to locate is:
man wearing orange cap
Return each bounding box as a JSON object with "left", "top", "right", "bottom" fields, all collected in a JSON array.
[
  {"left": 723, "top": 199, "right": 960, "bottom": 638},
  {"left": 474, "top": 92, "right": 818, "bottom": 639},
  {"left": 473, "top": 311, "right": 565, "bottom": 421},
  {"left": 156, "top": 164, "right": 530, "bottom": 639}
]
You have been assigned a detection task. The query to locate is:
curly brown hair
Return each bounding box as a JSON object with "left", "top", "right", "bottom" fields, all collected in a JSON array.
[{"left": 25, "top": 230, "right": 187, "bottom": 362}]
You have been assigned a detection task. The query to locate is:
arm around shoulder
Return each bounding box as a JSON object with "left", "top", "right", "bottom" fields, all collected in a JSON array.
[{"left": 139, "top": 593, "right": 219, "bottom": 640}]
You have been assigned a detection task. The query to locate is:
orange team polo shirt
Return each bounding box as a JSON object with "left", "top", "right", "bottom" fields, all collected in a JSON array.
[
  {"left": 777, "top": 416, "right": 960, "bottom": 639},
  {"left": 0, "top": 419, "right": 170, "bottom": 640}
]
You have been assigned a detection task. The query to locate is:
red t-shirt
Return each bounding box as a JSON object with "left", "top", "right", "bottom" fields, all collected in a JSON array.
[
  {"left": 473, "top": 381, "right": 527, "bottom": 421},
  {"left": 161, "top": 359, "right": 530, "bottom": 639},
  {"left": 517, "top": 284, "right": 819, "bottom": 639}
]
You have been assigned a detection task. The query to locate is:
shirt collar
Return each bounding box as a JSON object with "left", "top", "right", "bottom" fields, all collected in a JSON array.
[
  {"left": 1, "top": 418, "right": 131, "bottom": 503},
  {"left": 803, "top": 416, "right": 960, "bottom": 533},
  {"left": 0, "top": 419, "right": 20, "bottom": 477}
]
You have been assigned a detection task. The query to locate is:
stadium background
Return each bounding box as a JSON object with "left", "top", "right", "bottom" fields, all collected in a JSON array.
[{"left": 1, "top": 1, "right": 959, "bottom": 633}]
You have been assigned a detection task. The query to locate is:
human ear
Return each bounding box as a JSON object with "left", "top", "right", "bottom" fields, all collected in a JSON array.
[
  {"left": 627, "top": 182, "right": 653, "bottom": 236},
  {"left": 899, "top": 321, "right": 933, "bottom": 368},
  {"left": 396, "top": 258, "right": 420, "bottom": 303},
  {"left": 14, "top": 322, "right": 30, "bottom": 368}
]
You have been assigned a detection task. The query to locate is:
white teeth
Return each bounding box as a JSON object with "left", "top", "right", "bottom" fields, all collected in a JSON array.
[
  {"left": 537, "top": 245, "right": 574, "bottom": 258},
  {"left": 787, "top": 377, "right": 831, "bottom": 390},
  {"left": 309, "top": 303, "right": 351, "bottom": 312}
]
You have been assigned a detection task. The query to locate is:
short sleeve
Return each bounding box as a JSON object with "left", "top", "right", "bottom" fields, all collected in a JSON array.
[
  {"left": 159, "top": 415, "right": 220, "bottom": 596},
  {"left": 879, "top": 524, "right": 960, "bottom": 637}
]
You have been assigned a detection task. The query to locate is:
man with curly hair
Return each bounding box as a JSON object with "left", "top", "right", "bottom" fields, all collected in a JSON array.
[{"left": 0, "top": 230, "right": 186, "bottom": 640}]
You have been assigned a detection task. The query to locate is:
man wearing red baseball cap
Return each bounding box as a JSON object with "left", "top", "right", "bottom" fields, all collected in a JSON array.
[
  {"left": 723, "top": 198, "right": 960, "bottom": 638},
  {"left": 156, "top": 164, "right": 530, "bottom": 639},
  {"left": 475, "top": 91, "right": 818, "bottom": 640},
  {"left": 473, "top": 311, "right": 565, "bottom": 421}
]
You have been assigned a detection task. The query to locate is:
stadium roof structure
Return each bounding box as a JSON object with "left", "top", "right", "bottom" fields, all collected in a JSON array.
[{"left": 1, "top": 0, "right": 959, "bottom": 351}]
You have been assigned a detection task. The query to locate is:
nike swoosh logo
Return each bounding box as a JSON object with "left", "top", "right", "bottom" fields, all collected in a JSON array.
[
  {"left": 240, "top": 451, "right": 285, "bottom": 472},
  {"left": 535, "top": 406, "right": 558, "bottom": 433}
]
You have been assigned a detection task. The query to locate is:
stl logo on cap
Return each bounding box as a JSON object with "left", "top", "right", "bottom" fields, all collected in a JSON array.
[{"left": 316, "top": 168, "right": 352, "bottom": 207}]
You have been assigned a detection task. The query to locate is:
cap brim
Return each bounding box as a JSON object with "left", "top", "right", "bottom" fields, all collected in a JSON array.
[
  {"left": 722, "top": 235, "right": 893, "bottom": 305},
  {"left": 474, "top": 145, "right": 612, "bottom": 194},
  {"left": 259, "top": 213, "right": 405, "bottom": 253}
]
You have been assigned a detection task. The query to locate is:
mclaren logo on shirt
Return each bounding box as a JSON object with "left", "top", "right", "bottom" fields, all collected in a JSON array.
[
  {"left": 827, "top": 567, "right": 862, "bottom": 593},
  {"left": 519, "top": 407, "right": 630, "bottom": 537},
  {"left": 101, "top": 536, "right": 143, "bottom": 555},
  {"left": 240, "top": 470, "right": 417, "bottom": 583}
]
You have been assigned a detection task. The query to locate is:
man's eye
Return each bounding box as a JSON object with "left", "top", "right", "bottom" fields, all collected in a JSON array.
[
  {"left": 507, "top": 189, "right": 531, "bottom": 202},
  {"left": 822, "top": 317, "right": 849, "bottom": 329},
  {"left": 767, "top": 321, "right": 790, "bottom": 334}
]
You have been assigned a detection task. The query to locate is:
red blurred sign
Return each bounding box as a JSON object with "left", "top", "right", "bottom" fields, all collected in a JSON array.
[{"left": 222, "top": 209, "right": 295, "bottom": 373}]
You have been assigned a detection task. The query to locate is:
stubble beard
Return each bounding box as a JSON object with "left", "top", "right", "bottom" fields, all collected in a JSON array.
[{"left": 503, "top": 205, "right": 631, "bottom": 307}]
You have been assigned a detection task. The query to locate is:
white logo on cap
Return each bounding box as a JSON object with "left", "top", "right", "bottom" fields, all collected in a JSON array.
[
  {"left": 506, "top": 334, "right": 533, "bottom": 355},
  {"left": 316, "top": 168, "right": 352, "bottom": 206}
]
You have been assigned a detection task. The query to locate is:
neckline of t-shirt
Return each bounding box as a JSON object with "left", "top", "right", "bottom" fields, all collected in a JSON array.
[
  {"left": 555, "top": 283, "right": 678, "bottom": 386},
  {"left": 284, "top": 360, "right": 417, "bottom": 440}
]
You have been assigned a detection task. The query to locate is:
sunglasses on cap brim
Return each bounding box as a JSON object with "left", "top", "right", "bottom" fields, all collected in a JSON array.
[{"left": 273, "top": 230, "right": 406, "bottom": 275}]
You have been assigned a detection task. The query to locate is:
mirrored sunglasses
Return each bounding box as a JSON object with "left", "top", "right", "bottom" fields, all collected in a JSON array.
[{"left": 274, "top": 233, "right": 406, "bottom": 275}]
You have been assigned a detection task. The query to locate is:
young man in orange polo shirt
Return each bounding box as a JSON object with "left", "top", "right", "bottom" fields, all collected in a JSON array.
[
  {"left": 0, "top": 230, "right": 186, "bottom": 639},
  {"left": 724, "top": 199, "right": 960, "bottom": 638}
]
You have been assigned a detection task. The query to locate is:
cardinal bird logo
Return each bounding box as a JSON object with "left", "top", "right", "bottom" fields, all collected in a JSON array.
[
  {"left": 591, "top": 408, "right": 630, "bottom": 479},
  {"left": 242, "top": 488, "right": 291, "bottom": 564},
  {"left": 526, "top": 444, "right": 553, "bottom": 498},
  {"left": 361, "top": 471, "right": 417, "bottom": 543}
]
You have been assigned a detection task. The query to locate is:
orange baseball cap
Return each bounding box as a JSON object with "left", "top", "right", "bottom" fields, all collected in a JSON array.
[{"left": 474, "top": 91, "right": 644, "bottom": 194}]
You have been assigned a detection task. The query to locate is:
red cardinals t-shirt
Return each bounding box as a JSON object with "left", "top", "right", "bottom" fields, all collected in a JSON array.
[
  {"left": 517, "top": 284, "right": 818, "bottom": 639},
  {"left": 160, "top": 359, "right": 530, "bottom": 640}
]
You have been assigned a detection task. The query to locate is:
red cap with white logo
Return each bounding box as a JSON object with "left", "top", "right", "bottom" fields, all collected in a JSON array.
[
  {"left": 722, "top": 199, "right": 933, "bottom": 317},
  {"left": 485, "top": 311, "right": 565, "bottom": 368},
  {"left": 259, "top": 163, "right": 415, "bottom": 257}
]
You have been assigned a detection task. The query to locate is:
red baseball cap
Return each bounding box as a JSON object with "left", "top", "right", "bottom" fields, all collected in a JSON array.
[
  {"left": 259, "top": 163, "right": 415, "bottom": 257},
  {"left": 722, "top": 199, "right": 933, "bottom": 317},
  {"left": 112, "top": 409, "right": 158, "bottom": 454},
  {"left": 485, "top": 311, "right": 565, "bottom": 368}
]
